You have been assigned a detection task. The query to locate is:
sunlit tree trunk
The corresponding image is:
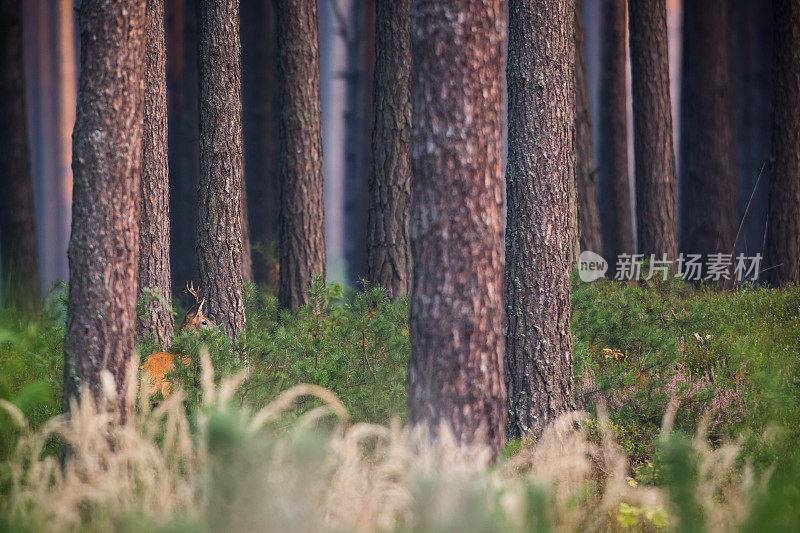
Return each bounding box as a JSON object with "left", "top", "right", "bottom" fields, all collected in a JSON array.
[
  {"left": 0, "top": 0, "right": 40, "bottom": 311},
  {"left": 366, "top": 0, "right": 411, "bottom": 299},
  {"left": 197, "top": 0, "right": 246, "bottom": 338},
  {"left": 65, "top": 0, "right": 146, "bottom": 412},
  {"left": 407, "top": 0, "right": 506, "bottom": 455},
  {"left": 276, "top": 0, "right": 326, "bottom": 311}
]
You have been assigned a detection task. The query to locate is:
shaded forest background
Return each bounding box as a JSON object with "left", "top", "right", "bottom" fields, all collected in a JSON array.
[{"left": 22, "top": 0, "right": 768, "bottom": 293}]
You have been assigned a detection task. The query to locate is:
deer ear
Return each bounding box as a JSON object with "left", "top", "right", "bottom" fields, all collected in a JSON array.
[{"left": 199, "top": 298, "right": 205, "bottom": 314}]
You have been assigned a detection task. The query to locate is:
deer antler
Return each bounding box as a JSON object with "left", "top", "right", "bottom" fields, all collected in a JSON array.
[{"left": 186, "top": 281, "right": 199, "bottom": 303}]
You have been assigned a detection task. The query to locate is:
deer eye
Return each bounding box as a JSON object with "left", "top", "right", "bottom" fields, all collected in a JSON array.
[{"left": 201, "top": 320, "right": 208, "bottom": 326}]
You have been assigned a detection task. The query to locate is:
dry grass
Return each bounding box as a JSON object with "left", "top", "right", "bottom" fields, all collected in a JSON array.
[{"left": 0, "top": 351, "right": 757, "bottom": 532}]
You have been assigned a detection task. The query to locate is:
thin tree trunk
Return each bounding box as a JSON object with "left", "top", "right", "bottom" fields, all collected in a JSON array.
[
  {"left": 765, "top": 0, "right": 800, "bottom": 284},
  {"left": 241, "top": 0, "right": 278, "bottom": 283},
  {"left": 65, "top": 0, "right": 146, "bottom": 411},
  {"left": 505, "top": 0, "right": 575, "bottom": 441},
  {"left": 276, "top": 0, "right": 326, "bottom": 312},
  {"left": 679, "top": 0, "right": 737, "bottom": 256},
  {"left": 628, "top": 0, "right": 678, "bottom": 259},
  {"left": 0, "top": 0, "right": 40, "bottom": 311},
  {"left": 407, "top": 0, "right": 506, "bottom": 455},
  {"left": 574, "top": 0, "right": 601, "bottom": 256},
  {"left": 138, "top": 0, "right": 173, "bottom": 347},
  {"left": 197, "top": 0, "right": 246, "bottom": 338},
  {"left": 168, "top": 0, "right": 200, "bottom": 290},
  {"left": 240, "top": 179, "right": 253, "bottom": 283},
  {"left": 366, "top": 0, "right": 411, "bottom": 300},
  {"left": 598, "top": 0, "right": 633, "bottom": 269}
]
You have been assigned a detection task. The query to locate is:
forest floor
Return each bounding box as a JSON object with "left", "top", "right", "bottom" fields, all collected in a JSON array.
[{"left": 1, "top": 276, "right": 799, "bottom": 530}]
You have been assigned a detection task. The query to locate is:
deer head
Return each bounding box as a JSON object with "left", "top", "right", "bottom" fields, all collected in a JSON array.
[{"left": 179, "top": 281, "right": 214, "bottom": 332}]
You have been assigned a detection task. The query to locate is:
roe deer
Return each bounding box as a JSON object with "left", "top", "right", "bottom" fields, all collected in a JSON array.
[{"left": 141, "top": 282, "right": 213, "bottom": 397}]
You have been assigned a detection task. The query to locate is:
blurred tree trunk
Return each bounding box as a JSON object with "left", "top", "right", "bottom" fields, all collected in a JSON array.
[
  {"left": 598, "top": 0, "right": 632, "bottom": 269},
  {"left": 241, "top": 0, "right": 278, "bottom": 283},
  {"left": 574, "top": 0, "right": 601, "bottom": 256},
  {"left": 366, "top": 0, "right": 411, "bottom": 300},
  {"left": 343, "top": 0, "right": 374, "bottom": 284},
  {"left": 505, "top": 0, "right": 575, "bottom": 441},
  {"left": 765, "top": 0, "right": 800, "bottom": 284},
  {"left": 167, "top": 0, "right": 200, "bottom": 290},
  {"left": 628, "top": 0, "right": 678, "bottom": 259},
  {"left": 197, "top": 0, "right": 246, "bottom": 338},
  {"left": 734, "top": 0, "right": 771, "bottom": 256},
  {"left": 276, "top": 0, "right": 326, "bottom": 311},
  {"left": 138, "top": 0, "right": 173, "bottom": 348},
  {"left": 407, "top": 0, "right": 506, "bottom": 455},
  {"left": 0, "top": 0, "right": 40, "bottom": 311},
  {"left": 65, "top": 0, "right": 146, "bottom": 411},
  {"left": 679, "top": 0, "right": 737, "bottom": 256}
]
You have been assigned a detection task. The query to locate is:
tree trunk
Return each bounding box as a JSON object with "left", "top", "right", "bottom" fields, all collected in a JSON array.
[
  {"left": 276, "top": 0, "right": 326, "bottom": 312},
  {"left": 197, "top": 0, "right": 246, "bottom": 338},
  {"left": 168, "top": 0, "right": 200, "bottom": 290},
  {"left": 0, "top": 0, "right": 40, "bottom": 311},
  {"left": 344, "top": 0, "right": 375, "bottom": 285},
  {"left": 138, "top": 0, "right": 173, "bottom": 348},
  {"left": 505, "top": 0, "right": 575, "bottom": 441},
  {"left": 574, "top": 0, "right": 601, "bottom": 256},
  {"left": 407, "top": 0, "right": 506, "bottom": 455},
  {"left": 628, "top": 0, "right": 678, "bottom": 259},
  {"left": 65, "top": 0, "right": 146, "bottom": 410},
  {"left": 241, "top": 0, "right": 278, "bottom": 283},
  {"left": 765, "top": 0, "right": 800, "bottom": 284},
  {"left": 366, "top": 0, "right": 411, "bottom": 300},
  {"left": 679, "top": 0, "right": 737, "bottom": 256},
  {"left": 598, "top": 0, "right": 633, "bottom": 268},
  {"left": 734, "top": 0, "right": 771, "bottom": 256}
]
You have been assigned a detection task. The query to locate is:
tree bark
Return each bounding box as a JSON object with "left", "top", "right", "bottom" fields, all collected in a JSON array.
[
  {"left": 241, "top": 0, "right": 278, "bottom": 283},
  {"left": 138, "top": 0, "right": 173, "bottom": 348},
  {"left": 598, "top": 0, "right": 633, "bottom": 268},
  {"left": 505, "top": 0, "right": 575, "bottom": 441},
  {"left": 407, "top": 0, "right": 506, "bottom": 454},
  {"left": 0, "top": 0, "right": 40, "bottom": 310},
  {"left": 366, "top": 0, "right": 411, "bottom": 300},
  {"left": 679, "top": 0, "right": 737, "bottom": 256},
  {"left": 574, "top": 0, "right": 601, "bottom": 256},
  {"left": 197, "top": 0, "right": 246, "bottom": 338},
  {"left": 628, "top": 0, "right": 678, "bottom": 259},
  {"left": 765, "top": 0, "right": 800, "bottom": 284},
  {"left": 65, "top": 0, "right": 146, "bottom": 410},
  {"left": 167, "top": 0, "right": 200, "bottom": 290},
  {"left": 276, "top": 0, "right": 326, "bottom": 312}
]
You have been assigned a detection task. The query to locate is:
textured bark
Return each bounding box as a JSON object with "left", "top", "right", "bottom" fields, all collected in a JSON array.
[
  {"left": 138, "top": 0, "right": 173, "bottom": 348},
  {"left": 0, "top": 0, "right": 40, "bottom": 310},
  {"left": 276, "top": 0, "right": 326, "bottom": 311},
  {"left": 734, "top": 0, "right": 771, "bottom": 256},
  {"left": 765, "top": 0, "right": 800, "bottom": 284},
  {"left": 407, "top": 0, "right": 506, "bottom": 454},
  {"left": 598, "top": 0, "right": 633, "bottom": 267},
  {"left": 197, "top": 0, "right": 246, "bottom": 338},
  {"left": 344, "top": 0, "right": 375, "bottom": 284},
  {"left": 65, "top": 0, "right": 146, "bottom": 410},
  {"left": 505, "top": 0, "right": 575, "bottom": 441},
  {"left": 628, "top": 0, "right": 678, "bottom": 259},
  {"left": 167, "top": 0, "right": 200, "bottom": 289},
  {"left": 366, "top": 0, "right": 411, "bottom": 300},
  {"left": 679, "top": 0, "right": 737, "bottom": 256},
  {"left": 574, "top": 0, "right": 601, "bottom": 256},
  {"left": 241, "top": 0, "right": 278, "bottom": 283}
]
